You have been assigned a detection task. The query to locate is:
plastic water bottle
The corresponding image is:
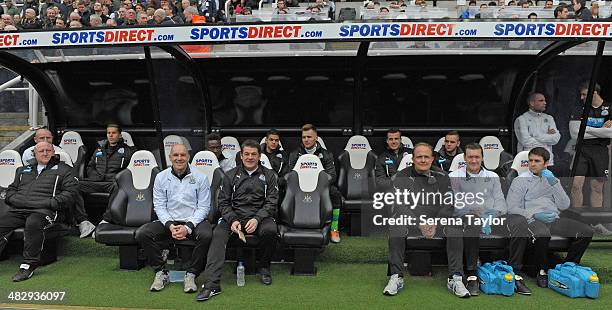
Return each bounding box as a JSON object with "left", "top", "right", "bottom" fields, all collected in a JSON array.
[{"left": 237, "top": 262, "right": 245, "bottom": 287}]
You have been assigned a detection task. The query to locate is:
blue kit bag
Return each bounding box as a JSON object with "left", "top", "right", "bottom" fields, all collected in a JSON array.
[
  {"left": 478, "top": 260, "right": 515, "bottom": 296},
  {"left": 548, "top": 262, "right": 599, "bottom": 298}
]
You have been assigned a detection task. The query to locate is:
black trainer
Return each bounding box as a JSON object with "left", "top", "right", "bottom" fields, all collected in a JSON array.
[
  {"left": 466, "top": 276, "right": 479, "bottom": 296},
  {"left": 537, "top": 273, "right": 548, "bottom": 288},
  {"left": 515, "top": 279, "right": 532, "bottom": 295},
  {"left": 258, "top": 268, "right": 272, "bottom": 285},
  {"left": 196, "top": 288, "right": 222, "bottom": 302},
  {"left": 12, "top": 265, "right": 34, "bottom": 282}
]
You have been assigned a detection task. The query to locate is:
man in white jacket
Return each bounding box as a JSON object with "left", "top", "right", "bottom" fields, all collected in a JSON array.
[
  {"left": 506, "top": 147, "right": 592, "bottom": 292},
  {"left": 514, "top": 92, "right": 561, "bottom": 166},
  {"left": 135, "top": 144, "right": 212, "bottom": 294}
]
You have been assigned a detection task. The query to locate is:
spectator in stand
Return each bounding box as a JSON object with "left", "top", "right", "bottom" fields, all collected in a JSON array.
[
  {"left": 4, "top": 0, "right": 20, "bottom": 16},
  {"left": 43, "top": 7, "right": 58, "bottom": 29},
  {"left": 69, "top": 20, "right": 82, "bottom": 28},
  {"left": 21, "top": 0, "right": 39, "bottom": 19},
  {"left": 89, "top": 14, "right": 103, "bottom": 26},
  {"left": 4, "top": 24, "right": 17, "bottom": 30},
  {"left": 162, "top": 4, "right": 183, "bottom": 23},
  {"left": 112, "top": 7, "right": 126, "bottom": 23},
  {"left": 122, "top": 0, "right": 133, "bottom": 10},
  {"left": 591, "top": 2, "right": 600, "bottom": 18},
  {"left": 151, "top": 8, "right": 174, "bottom": 24},
  {"left": 285, "top": 0, "right": 298, "bottom": 7},
  {"left": 554, "top": 4, "right": 569, "bottom": 18},
  {"left": 69, "top": 11, "right": 81, "bottom": 24},
  {"left": 20, "top": 8, "right": 43, "bottom": 29},
  {"left": 136, "top": 11, "right": 148, "bottom": 25},
  {"left": 519, "top": 0, "right": 529, "bottom": 8},
  {"left": 76, "top": 0, "right": 91, "bottom": 26},
  {"left": 93, "top": 2, "right": 109, "bottom": 23},
  {"left": 528, "top": 12, "right": 537, "bottom": 19},
  {"left": 39, "top": 0, "right": 57, "bottom": 20},
  {"left": 55, "top": 17, "right": 66, "bottom": 28},
  {"left": 1, "top": 14, "right": 15, "bottom": 27},
  {"left": 12, "top": 14, "right": 20, "bottom": 25},
  {"left": 135, "top": 2, "right": 145, "bottom": 13},
  {"left": 106, "top": 17, "right": 117, "bottom": 26},
  {"left": 544, "top": 0, "right": 553, "bottom": 9},
  {"left": 183, "top": 6, "right": 204, "bottom": 23},
  {"left": 572, "top": 0, "right": 592, "bottom": 20},
  {"left": 58, "top": 0, "right": 74, "bottom": 19},
  {"left": 146, "top": 5, "right": 156, "bottom": 19},
  {"left": 122, "top": 9, "right": 137, "bottom": 25}
]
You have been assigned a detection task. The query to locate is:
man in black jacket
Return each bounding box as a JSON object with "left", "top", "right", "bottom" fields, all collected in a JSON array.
[
  {"left": 0, "top": 142, "right": 78, "bottom": 282},
  {"left": 77, "top": 124, "right": 135, "bottom": 237},
  {"left": 383, "top": 142, "right": 454, "bottom": 296},
  {"left": 287, "top": 124, "right": 342, "bottom": 243},
  {"left": 374, "top": 128, "right": 413, "bottom": 191},
  {"left": 196, "top": 139, "right": 279, "bottom": 301},
  {"left": 261, "top": 129, "right": 289, "bottom": 177},
  {"left": 435, "top": 131, "right": 463, "bottom": 172}
]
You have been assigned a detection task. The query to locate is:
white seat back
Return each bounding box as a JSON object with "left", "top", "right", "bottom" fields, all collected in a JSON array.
[
  {"left": 260, "top": 137, "right": 284, "bottom": 151},
  {"left": 59, "top": 131, "right": 84, "bottom": 164},
  {"left": 121, "top": 131, "right": 135, "bottom": 147},
  {"left": 510, "top": 151, "right": 530, "bottom": 175},
  {"left": 55, "top": 149, "right": 73, "bottom": 167},
  {"left": 163, "top": 135, "right": 187, "bottom": 166},
  {"left": 344, "top": 135, "right": 372, "bottom": 170},
  {"left": 396, "top": 154, "right": 413, "bottom": 171},
  {"left": 292, "top": 154, "right": 324, "bottom": 192},
  {"left": 317, "top": 136, "right": 327, "bottom": 149},
  {"left": 401, "top": 136, "right": 413, "bottom": 149},
  {"left": 0, "top": 150, "right": 23, "bottom": 188},
  {"left": 221, "top": 136, "right": 240, "bottom": 159},
  {"left": 449, "top": 153, "right": 466, "bottom": 172},
  {"left": 191, "top": 151, "right": 220, "bottom": 186},
  {"left": 259, "top": 153, "right": 273, "bottom": 170},
  {"left": 127, "top": 151, "right": 158, "bottom": 190},
  {"left": 479, "top": 136, "right": 504, "bottom": 170},
  {"left": 434, "top": 137, "right": 445, "bottom": 152}
]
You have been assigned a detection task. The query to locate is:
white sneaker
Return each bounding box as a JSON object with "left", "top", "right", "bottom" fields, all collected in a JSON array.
[
  {"left": 383, "top": 274, "right": 404, "bottom": 296},
  {"left": 150, "top": 270, "right": 169, "bottom": 292},
  {"left": 78, "top": 220, "right": 96, "bottom": 238},
  {"left": 184, "top": 272, "right": 198, "bottom": 293},
  {"left": 447, "top": 274, "right": 471, "bottom": 298},
  {"left": 591, "top": 224, "right": 612, "bottom": 236}
]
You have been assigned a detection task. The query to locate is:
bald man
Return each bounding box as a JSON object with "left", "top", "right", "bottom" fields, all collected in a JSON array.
[
  {"left": 135, "top": 144, "right": 213, "bottom": 294},
  {"left": 1, "top": 142, "right": 78, "bottom": 282},
  {"left": 21, "top": 128, "right": 63, "bottom": 165}
]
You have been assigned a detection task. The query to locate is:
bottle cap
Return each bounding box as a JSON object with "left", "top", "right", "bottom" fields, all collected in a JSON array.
[
  {"left": 504, "top": 273, "right": 513, "bottom": 281},
  {"left": 589, "top": 274, "right": 599, "bottom": 282}
]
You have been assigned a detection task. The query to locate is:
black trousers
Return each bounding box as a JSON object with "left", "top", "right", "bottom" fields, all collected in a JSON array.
[
  {"left": 505, "top": 214, "right": 593, "bottom": 273},
  {"left": 203, "top": 217, "right": 278, "bottom": 290},
  {"left": 74, "top": 180, "right": 115, "bottom": 224},
  {"left": 0, "top": 209, "right": 55, "bottom": 266},
  {"left": 329, "top": 185, "right": 343, "bottom": 210},
  {"left": 135, "top": 220, "right": 213, "bottom": 275},
  {"left": 444, "top": 216, "right": 480, "bottom": 277}
]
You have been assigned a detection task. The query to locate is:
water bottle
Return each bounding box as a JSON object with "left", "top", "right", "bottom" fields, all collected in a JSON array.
[{"left": 237, "top": 261, "right": 245, "bottom": 287}]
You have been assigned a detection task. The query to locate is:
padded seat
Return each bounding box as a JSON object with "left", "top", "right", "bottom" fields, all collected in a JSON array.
[
  {"left": 279, "top": 226, "right": 330, "bottom": 247},
  {"left": 94, "top": 150, "right": 160, "bottom": 270},
  {"left": 479, "top": 136, "right": 513, "bottom": 171},
  {"left": 220, "top": 136, "right": 240, "bottom": 160},
  {"left": 59, "top": 131, "right": 86, "bottom": 178}
]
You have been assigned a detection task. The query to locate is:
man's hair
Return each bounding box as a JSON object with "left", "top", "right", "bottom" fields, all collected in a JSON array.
[
  {"left": 554, "top": 4, "right": 566, "bottom": 17},
  {"left": 579, "top": 81, "right": 601, "bottom": 93},
  {"left": 464, "top": 143, "right": 483, "bottom": 156},
  {"left": 387, "top": 128, "right": 401, "bottom": 137},
  {"left": 413, "top": 142, "right": 434, "bottom": 155},
  {"left": 528, "top": 147, "right": 550, "bottom": 162},
  {"left": 301, "top": 123, "right": 317, "bottom": 133},
  {"left": 241, "top": 139, "right": 260, "bottom": 154},
  {"left": 106, "top": 123, "right": 122, "bottom": 133},
  {"left": 526, "top": 92, "right": 543, "bottom": 104},
  {"left": 184, "top": 6, "right": 198, "bottom": 15},
  {"left": 446, "top": 130, "right": 460, "bottom": 139},
  {"left": 266, "top": 129, "right": 280, "bottom": 138},
  {"left": 206, "top": 133, "right": 221, "bottom": 143}
]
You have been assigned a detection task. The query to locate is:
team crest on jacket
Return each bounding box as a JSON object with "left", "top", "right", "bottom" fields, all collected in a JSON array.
[
  {"left": 136, "top": 192, "right": 145, "bottom": 202},
  {"left": 602, "top": 108, "right": 609, "bottom": 116},
  {"left": 118, "top": 148, "right": 125, "bottom": 154},
  {"left": 303, "top": 194, "right": 312, "bottom": 203},
  {"left": 276, "top": 153, "right": 283, "bottom": 158},
  {"left": 0, "top": 191, "right": 5, "bottom": 200},
  {"left": 318, "top": 154, "right": 323, "bottom": 159},
  {"left": 189, "top": 176, "right": 196, "bottom": 184}
]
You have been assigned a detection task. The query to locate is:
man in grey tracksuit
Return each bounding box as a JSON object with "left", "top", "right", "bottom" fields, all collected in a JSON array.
[{"left": 514, "top": 92, "right": 560, "bottom": 166}]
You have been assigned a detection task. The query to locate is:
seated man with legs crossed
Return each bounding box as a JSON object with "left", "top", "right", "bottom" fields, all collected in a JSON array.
[
  {"left": 197, "top": 139, "right": 279, "bottom": 301},
  {"left": 506, "top": 147, "right": 593, "bottom": 293},
  {"left": 135, "top": 144, "right": 212, "bottom": 293},
  {"left": 447, "top": 143, "right": 507, "bottom": 297}
]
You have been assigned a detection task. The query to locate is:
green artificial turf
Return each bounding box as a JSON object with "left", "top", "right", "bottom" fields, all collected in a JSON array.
[{"left": 0, "top": 237, "right": 611, "bottom": 309}]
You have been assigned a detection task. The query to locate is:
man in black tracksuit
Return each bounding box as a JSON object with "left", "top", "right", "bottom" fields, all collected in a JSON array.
[
  {"left": 0, "top": 142, "right": 78, "bottom": 282},
  {"left": 197, "top": 139, "right": 279, "bottom": 301},
  {"left": 435, "top": 131, "right": 463, "bottom": 172},
  {"left": 77, "top": 124, "right": 135, "bottom": 236},
  {"left": 375, "top": 129, "right": 413, "bottom": 191},
  {"left": 261, "top": 129, "right": 289, "bottom": 177},
  {"left": 383, "top": 142, "right": 454, "bottom": 296},
  {"left": 287, "top": 124, "right": 342, "bottom": 243}
]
